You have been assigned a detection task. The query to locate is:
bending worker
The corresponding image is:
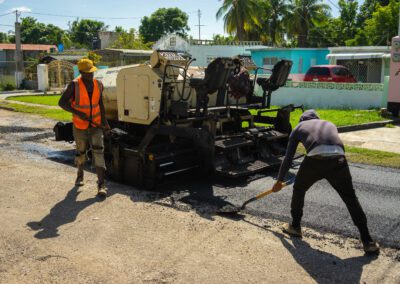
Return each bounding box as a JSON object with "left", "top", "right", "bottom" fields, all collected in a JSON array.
[
  {"left": 59, "top": 58, "right": 110, "bottom": 197},
  {"left": 272, "top": 110, "right": 379, "bottom": 254}
]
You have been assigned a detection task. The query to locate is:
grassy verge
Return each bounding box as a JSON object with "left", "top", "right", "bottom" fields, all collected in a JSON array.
[
  {"left": 296, "top": 145, "right": 400, "bottom": 168},
  {"left": 6, "top": 94, "right": 61, "bottom": 106},
  {"left": 250, "top": 108, "right": 386, "bottom": 128},
  {"left": 0, "top": 101, "right": 70, "bottom": 121}
]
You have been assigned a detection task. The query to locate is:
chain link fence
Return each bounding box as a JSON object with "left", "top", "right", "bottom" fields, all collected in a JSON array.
[
  {"left": 0, "top": 61, "right": 38, "bottom": 89},
  {"left": 337, "top": 59, "right": 382, "bottom": 83}
]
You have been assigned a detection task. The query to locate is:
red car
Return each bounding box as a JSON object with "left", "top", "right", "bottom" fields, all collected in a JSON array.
[{"left": 304, "top": 65, "right": 357, "bottom": 83}]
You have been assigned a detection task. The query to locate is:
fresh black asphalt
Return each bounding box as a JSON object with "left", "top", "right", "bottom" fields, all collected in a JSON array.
[{"left": 161, "top": 162, "right": 400, "bottom": 249}]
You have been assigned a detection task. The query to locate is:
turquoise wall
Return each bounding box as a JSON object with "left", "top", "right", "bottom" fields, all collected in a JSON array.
[{"left": 250, "top": 49, "right": 329, "bottom": 74}]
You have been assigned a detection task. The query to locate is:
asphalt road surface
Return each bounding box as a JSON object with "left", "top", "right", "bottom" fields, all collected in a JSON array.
[
  {"left": 158, "top": 162, "right": 400, "bottom": 249},
  {"left": 1, "top": 109, "right": 399, "bottom": 250}
]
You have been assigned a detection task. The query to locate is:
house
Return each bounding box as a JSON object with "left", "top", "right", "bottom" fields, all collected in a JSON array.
[
  {"left": 248, "top": 47, "right": 329, "bottom": 75},
  {"left": 0, "top": 43, "right": 57, "bottom": 64},
  {"left": 0, "top": 43, "right": 57, "bottom": 84},
  {"left": 94, "top": 48, "right": 153, "bottom": 67},
  {"left": 327, "top": 46, "right": 391, "bottom": 83},
  {"left": 153, "top": 34, "right": 265, "bottom": 67}
]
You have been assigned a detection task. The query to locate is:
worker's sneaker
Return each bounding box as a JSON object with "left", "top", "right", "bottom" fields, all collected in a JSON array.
[
  {"left": 363, "top": 241, "right": 380, "bottom": 255},
  {"left": 282, "top": 224, "right": 302, "bottom": 238},
  {"left": 97, "top": 183, "right": 107, "bottom": 198},
  {"left": 75, "top": 175, "right": 84, "bottom": 186},
  {"left": 75, "top": 166, "right": 84, "bottom": 186}
]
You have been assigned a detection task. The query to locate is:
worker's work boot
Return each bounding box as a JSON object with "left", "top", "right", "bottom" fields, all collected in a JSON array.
[
  {"left": 282, "top": 224, "right": 302, "bottom": 238},
  {"left": 96, "top": 167, "right": 107, "bottom": 197},
  {"left": 363, "top": 241, "right": 380, "bottom": 255},
  {"left": 75, "top": 165, "right": 84, "bottom": 186}
]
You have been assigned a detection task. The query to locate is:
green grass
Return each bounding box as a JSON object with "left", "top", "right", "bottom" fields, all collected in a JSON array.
[
  {"left": 296, "top": 144, "right": 400, "bottom": 168},
  {"left": 6, "top": 94, "right": 61, "bottom": 106},
  {"left": 345, "top": 146, "right": 400, "bottom": 168},
  {"left": 250, "top": 108, "right": 386, "bottom": 128},
  {"left": 0, "top": 101, "right": 71, "bottom": 121}
]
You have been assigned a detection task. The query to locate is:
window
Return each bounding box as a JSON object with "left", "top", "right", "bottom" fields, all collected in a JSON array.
[
  {"left": 262, "top": 57, "right": 278, "bottom": 66},
  {"left": 169, "top": 36, "right": 176, "bottom": 47},
  {"left": 332, "top": 67, "right": 351, "bottom": 76},
  {"left": 306, "top": 67, "right": 330, "bottom": 76}
]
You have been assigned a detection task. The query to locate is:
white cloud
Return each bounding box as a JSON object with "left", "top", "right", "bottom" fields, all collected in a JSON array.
[{"left": 10, "top": 6, "right": 32, "bottom": 13}]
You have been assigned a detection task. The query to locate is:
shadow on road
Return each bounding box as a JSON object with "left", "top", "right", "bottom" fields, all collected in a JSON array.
[
  {"left": 27, "top": 185, "right": 100, "bottom": 239},
  {"left": 243, "top": 219, "right": 377, "bottom": 283}
]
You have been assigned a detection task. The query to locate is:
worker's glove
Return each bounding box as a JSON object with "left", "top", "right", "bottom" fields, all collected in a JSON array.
[
  {"left": 103, "top": 123, "right": 111, "bottom": 135},
  {"left": 272, "top": 181, "right": 285, "bottom": 192},
  {"left": 78, "top": 112, "right": 88, "bottom": 121}
]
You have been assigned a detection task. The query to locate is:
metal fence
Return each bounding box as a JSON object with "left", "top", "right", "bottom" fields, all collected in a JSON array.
[
  {"left": 0, "top": 61, "right": 38, "bottom": 89},
  {"left": 337, "top": 59, "right": 382, "bottom": 83}
]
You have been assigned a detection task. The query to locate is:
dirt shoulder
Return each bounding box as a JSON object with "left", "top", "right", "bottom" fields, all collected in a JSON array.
[{"left": 0, "top": 109, "right": 399, "bottom": 283}]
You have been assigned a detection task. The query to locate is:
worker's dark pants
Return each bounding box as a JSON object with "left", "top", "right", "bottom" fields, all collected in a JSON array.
[{"left": 291, "top": 156, "right": 372, "bottom": 243}]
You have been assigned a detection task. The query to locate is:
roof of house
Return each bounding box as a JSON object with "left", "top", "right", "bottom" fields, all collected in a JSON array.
[
  {"left": 102, "top": 48, "right": 153, "bottom": 55},
  {"left": 0, "top": 43, "right": 57, "bottom": 52}
]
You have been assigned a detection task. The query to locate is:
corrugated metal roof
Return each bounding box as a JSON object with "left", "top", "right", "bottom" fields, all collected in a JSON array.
[
  {"left": 103, "top": 48, "right": 153, "bottom": 55},
  {"left": 326, "top": 53, "right": 386, "bottom": 59},
  {"left": 0, "top": 43, "right": 57, "bottom": 52}
]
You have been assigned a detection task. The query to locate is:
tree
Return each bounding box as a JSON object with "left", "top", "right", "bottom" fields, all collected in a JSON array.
[
  {"left": 212, "top": 34, "right": 236, "bottom": 44},
  {"left": 286, "top": 0, "right": 331, "bottom": 47},
  {"left": 356, "top": 0, "right": 390, "bottom": 27},
  {"left": 111, "top": 28, "right": 151, "bottom": 50},
  {"left": 0, "top": 32, "right": 8, "bottom": 43},
  {"left": 350, "top": 0, "right": 399, "bottom": 45},
  {"left": 216, "top": 0, "right": 262, "bottom": 41},
  {"left": 266, "top": 0, "right": 289, "bottom": 45},
  {"left": 139, "top": 8, "right": 189, "bottom": 43},
  {"left": 338, "top": 0, "right": 358, "bottom": 43},
  {"left": 70, "top": 19, "right": 108, "bottom": 49},
  {"left": 14, "top": 17, "right": 65, "bottom": 45}
]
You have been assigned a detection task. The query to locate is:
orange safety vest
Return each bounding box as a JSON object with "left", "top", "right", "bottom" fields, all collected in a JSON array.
[{"left": 72, "top": 77, "right": 102, "bottom": 130}]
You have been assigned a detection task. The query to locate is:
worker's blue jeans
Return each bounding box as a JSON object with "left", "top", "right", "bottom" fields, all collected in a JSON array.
[{"left": 291, "top": 156, "right": 373, "bottom": 243}]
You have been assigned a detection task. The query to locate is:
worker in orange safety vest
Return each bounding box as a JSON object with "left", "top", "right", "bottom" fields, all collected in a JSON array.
[{"left": 59, "top": 58, "right": 110, "bottom": 197}]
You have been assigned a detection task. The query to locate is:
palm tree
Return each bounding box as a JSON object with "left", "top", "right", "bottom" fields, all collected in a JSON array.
[
  {"left": 268, "top": 0, "right": 290, "bottom": 45},
  {"left": 286, "top": 0, "right": 331, "bottom": 47},
  {"left": 216, "top": 0, "right": 262, "bottom": 41}
]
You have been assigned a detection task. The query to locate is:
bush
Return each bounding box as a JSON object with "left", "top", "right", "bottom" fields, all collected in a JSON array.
[{"left": 0, "top": 82, "right": 16, "bottom": 91}]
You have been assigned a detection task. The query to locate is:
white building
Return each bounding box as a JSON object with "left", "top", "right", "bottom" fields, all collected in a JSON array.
[
  {"left": 153, "top": 34, "right": 265, "bottom": 67},
  {"left": 327, "top": 46, "right": 391, "bottom": 83}
]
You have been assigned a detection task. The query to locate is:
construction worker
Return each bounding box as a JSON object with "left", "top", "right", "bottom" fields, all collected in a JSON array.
[
  {"left": 272, "top": 110, "right": 379, "bottom": 254},
  {"left": 58, "top": 58, "right": 110, "bottom": 197}
]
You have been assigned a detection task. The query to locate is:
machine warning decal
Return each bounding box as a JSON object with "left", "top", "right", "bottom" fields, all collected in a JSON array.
[{"left": 150, "top": 98, "right": 156, "bottom": 112}]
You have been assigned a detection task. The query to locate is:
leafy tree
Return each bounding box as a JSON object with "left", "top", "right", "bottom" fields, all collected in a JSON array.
[
  {"left": 212, "top": 34, "right": 236, "bottom": 44},
  {"left": 356, "top": 0, "right": 390, "bottom": 27},
  {"left": 350, "top": 0, "right": 399, "bottom": 45},
  {"left": 139, "top": 8, "right": 189, "bottom": 43},
  {"left": 338, "top": 0, "right": 358, "bottom": 42},
  {"left": 86, "top": 51, "right": 102, "bottom": 65},
  {"left": 111, "top": 28, "right": 151, "bottom": 49},
  {"left": 286, "top": 0, "right": 331, "bottom": 47},
  {"left": 216, "top": 0, "right": 262, "bottom": 41},
  {"left": 0, "top": 32, "right": 8, "bottom": 43},
  {"left": 14, "top": 17, "right": 65, "bottom": 45},
  {"left": 114, "top": 26, "right": 124, "bottom": 33},
  {"left": 70, "top": 19, "right": 108, "bottom": 49}
]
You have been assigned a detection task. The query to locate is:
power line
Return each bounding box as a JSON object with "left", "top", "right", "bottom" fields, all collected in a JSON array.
[
  {"left": 0, "top": 12, "right": 13, "bottom": 17},
  {"left": 27, "top": 11, "right": 142, "bottom": 20}
]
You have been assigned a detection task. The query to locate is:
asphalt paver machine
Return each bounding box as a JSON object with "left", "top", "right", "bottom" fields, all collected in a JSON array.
[{"left": 56, "top": 50, "right": 302, "bottom": 188}]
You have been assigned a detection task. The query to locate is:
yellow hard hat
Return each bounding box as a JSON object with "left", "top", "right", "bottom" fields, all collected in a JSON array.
[{"left": 77, "top": 58, "right": 98, "bottom": 73}]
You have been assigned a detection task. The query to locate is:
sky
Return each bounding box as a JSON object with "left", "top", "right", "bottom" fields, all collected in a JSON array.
[{"left": 0, "top": 0, "right": 343, "bottom": 39}]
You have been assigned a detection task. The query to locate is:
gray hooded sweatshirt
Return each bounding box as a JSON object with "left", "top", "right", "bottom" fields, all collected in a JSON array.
[{"left": 277, "top": 110, "right": 344, "bottom": 181}]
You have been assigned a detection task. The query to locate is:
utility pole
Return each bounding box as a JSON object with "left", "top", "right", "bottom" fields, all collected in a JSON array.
[
  {"left": 195, "top": 9, "right": 205, "bottom": 41},
  {"left": 14, "top": 9, "right": 24, "bottom": 87}
]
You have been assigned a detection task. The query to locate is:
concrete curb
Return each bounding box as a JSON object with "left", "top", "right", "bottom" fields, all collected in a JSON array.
[{"left": 337, "top": 119, "right": 400, "bottom": 133}]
